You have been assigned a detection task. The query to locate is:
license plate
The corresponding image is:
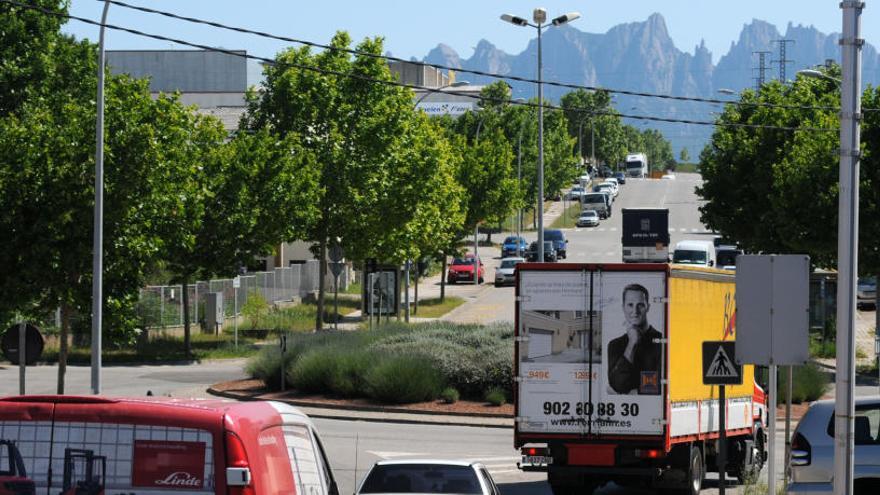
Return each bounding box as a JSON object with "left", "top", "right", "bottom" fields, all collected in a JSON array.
[{"left": 521, "top": 455, "right": 553, "bottom": 466}]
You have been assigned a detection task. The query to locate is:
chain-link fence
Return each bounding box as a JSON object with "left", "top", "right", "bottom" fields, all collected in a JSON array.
[{"left": 136, "top": 260, "right": 339, "bottom": 329}]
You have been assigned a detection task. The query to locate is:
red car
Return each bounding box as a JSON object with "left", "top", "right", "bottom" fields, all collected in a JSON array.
[{"left": 447, "top": 255, "right": 484, "bottom": 284}]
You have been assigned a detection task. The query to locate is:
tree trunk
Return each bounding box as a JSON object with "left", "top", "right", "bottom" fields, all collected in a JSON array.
[
  {"left": 315, "top": 238, "right": 327, "bottom": 331},
  {"left": 440, "top": 254, "right": 447, "bottom": 303},
  {"left": 532, "top": 207, "right": 537, "bottom": 230},
  {"left": 57, "top": 301, "right": 71, "bottom": 394},
  {"left": 182, "top": 278, "right": 192, "bottom": 359}
]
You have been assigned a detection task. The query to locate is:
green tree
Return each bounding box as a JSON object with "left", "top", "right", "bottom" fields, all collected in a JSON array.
[
  {"left": 243, "top": 32, "right": 454, "bottom": 329},
  {"left": 560, "top": 89, "right": 627, "bottom": 167},
  {"left": 161, "top": 129, "right": 320, "bottom": 356},
  {"left": 697, "top": 73, "right": 841, "bottom": 266},
  {"left": 680, "top": 147, "right": 691, "bottom": 163},
  {"left": 0, "top": 0, "right": 69, "bottom": 115},
  {"left": 0, "top": 62, "right": 231, "bottom": 391}
]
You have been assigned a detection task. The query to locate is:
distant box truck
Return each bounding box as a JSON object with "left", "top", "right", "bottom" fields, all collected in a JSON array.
[
  {"left": 625, "top": 153, "right": 649, "bottom": 178},
  {"left": 621, "top": 208, "right": 670, "bottom": 263},
  {"left": 515, "top": 264, "right": 767, "bottom": 495}
]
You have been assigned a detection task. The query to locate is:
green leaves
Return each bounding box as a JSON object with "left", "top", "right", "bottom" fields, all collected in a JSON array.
[{"left": 697, "top": 67, "right": 880, "bottom": 274}]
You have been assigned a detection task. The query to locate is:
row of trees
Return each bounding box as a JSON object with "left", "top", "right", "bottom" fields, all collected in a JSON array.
[
  {"left": 697, "top": 64, "right": 879, "bottom": 322},
  {"left": 0, "top": 2, "right": 678, "bottom": 391}
]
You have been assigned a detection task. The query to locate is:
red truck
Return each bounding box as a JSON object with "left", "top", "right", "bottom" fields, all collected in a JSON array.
[{"left": 0, "top": 396, "right": 339, "bottom": 495}]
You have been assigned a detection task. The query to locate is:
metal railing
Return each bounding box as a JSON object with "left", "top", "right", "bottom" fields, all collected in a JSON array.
[{"left": 136, "top": 261, "right": 337, "bottom": 328}]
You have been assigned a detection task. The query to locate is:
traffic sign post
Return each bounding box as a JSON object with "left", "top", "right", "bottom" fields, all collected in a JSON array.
[{"left": 703, "top": 341, "right": 742, "bottom": 495}]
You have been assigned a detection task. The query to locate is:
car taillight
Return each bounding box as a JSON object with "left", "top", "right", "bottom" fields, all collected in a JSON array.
[
  {"left": 225, "top": 431, "right": 255, "bottom": 495},
  {"left": 790, "top": 432, "right": 811, "bottom": 466},
  {"left": 522, "top": 446, "right": 549, "bottom": 456}
]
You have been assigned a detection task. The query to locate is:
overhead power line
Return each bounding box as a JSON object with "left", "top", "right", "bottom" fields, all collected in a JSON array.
[
  {"left": 99, "top": 0, "right": 862, "bottom": 114},
  {"left": 1, "top": 0, "right": 837, "bottom": 133}
]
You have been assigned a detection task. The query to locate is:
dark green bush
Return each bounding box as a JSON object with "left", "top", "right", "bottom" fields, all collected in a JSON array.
[
  {"left": 328, "top": 350, "right": 376, "bottom": 398},
  {"left": 245, "top": 341, "right": 303, "bottom": 390},
  {"left": 485, "top": 388, "right": 507, "bottom": 406},
  {"left": 365, "top": 355, "right": 444, "bottom": 404},
  {"left": 288, "top": 348, "right": 340, "bottom": 394},
  {"left": 776, "top": 363, "right": 829, "bottom": 404},
  {"left": 440, "top": 387, "right": 460, "bottom": 404}
]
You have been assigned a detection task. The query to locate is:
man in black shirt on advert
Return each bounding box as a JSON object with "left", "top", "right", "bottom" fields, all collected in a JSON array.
[{"left": 607, "top": 284, "right": 661, "bottom": 395}]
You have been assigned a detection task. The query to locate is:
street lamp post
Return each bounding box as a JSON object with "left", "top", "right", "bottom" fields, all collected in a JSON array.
[
  {"left": 502, "top": 9, "right": 580, "bottom": 263},
  {"left": 799, "top": 4, "right": 863, "bottom": 490},
  {"left": 91, "top": 0, "right": 111, "bottom": 395}
]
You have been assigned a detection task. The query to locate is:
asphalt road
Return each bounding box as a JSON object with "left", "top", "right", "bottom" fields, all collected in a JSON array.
[
  {"left": 0, "top": 358, "right": 247, "bottom": 397},
  {"left": 315, "top": 415, "right": 789, "bottom": 495}
]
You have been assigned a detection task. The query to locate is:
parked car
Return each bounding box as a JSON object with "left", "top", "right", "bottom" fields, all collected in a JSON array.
[
  {"left": 0, "top": 396, "right": 340, "bottom": 495},
  {"left": 576, "top": 209, "right": 600, "bottom": 227},
  {"left": 501, "top": 235, "right": 527, "bottom": 258},
  {"left": 593, "top": 183, "right": 615, "bottom": 203},
  {"left": 600, "top": 165, "right": 613, "bottom": 178},
  {"left": 543, "top": 229, "right": 568, "bottom": 258},
  {"left": 526, "top": 241, "right": 557, "bottom": 262},
  {"left": 566, "top": 185, "right": 585, "bottom": 200},
  {"left": 581, "top": 192, "right": 611, "bottom": 219},
  {"left": 495, "top": 257, "right": 524, "bottom": 287},
  {"left": 356, "top": 460, "right": 501, "bottom": 495},
  {"left": 601, "top": 179, "right": 620, "bottom": 197},
  {"left": 857, "top": 276, "right": 877, "bottom": 310},
  {"left": 788, "top": 397, "right": 880, "bottom": 495},
  {"left": 661, "top": 172, "right": 676, "bottom": 180},
  {"left": 447, "top": 254, "right": 484, "bottom": 284},
  {"left": 613, "top": 171, "right": 627, "bottom": 184}
]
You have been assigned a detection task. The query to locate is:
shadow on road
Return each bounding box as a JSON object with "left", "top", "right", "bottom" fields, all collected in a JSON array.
[{"left": 498, "top": 480, "right": 550, "bottom": 495}]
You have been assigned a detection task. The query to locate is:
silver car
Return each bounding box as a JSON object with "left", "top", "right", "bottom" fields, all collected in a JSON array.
[
  {"left": 788, "top": 397, "right": 880, "bottom": 494},
  {"left": 495, "top": 256, "right": 524, "bottom": 287},
  {"left": 356, "top": 459, "right": 501, "bottom": 495}
]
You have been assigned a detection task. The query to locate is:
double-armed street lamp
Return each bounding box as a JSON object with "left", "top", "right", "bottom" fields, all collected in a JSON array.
[{"left": 501, "top": 8, "right": 580, "bottom": 262}]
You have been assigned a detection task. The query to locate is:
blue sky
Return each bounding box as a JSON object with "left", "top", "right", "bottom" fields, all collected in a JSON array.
[{"left": 63, "top": 1, "right": 871, "bottom": 66}]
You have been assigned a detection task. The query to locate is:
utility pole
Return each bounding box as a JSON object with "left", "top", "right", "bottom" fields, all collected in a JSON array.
[
  {"left": 753, "top": 51, "right": 772, "bottom": 92},
  {"left": 772, "top": 39, "right": 795, "bottom": 82},
  {"left": 834, "top": 2, "right": 864, "bottom": 495}
]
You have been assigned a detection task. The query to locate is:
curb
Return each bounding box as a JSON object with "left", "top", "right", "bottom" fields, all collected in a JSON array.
[{"left": 207, "top": 385, "right": 514, "bottom": 429}]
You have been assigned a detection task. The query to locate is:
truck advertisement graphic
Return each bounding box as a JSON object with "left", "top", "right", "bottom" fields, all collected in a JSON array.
[{"left": 517, "top": 269, "right": 666, "bottom": 435}]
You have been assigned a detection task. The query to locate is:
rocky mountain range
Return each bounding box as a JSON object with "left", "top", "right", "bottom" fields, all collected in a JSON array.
[{"left": 422, "top": 13, "right": 880, "bottom": 159}]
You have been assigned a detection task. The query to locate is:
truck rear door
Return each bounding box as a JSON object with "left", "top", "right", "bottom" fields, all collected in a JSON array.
[{"left": 516, "top": 265, "right": 667, "bottom": 438}]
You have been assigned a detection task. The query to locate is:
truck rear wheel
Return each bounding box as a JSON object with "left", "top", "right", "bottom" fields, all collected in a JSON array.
[{"left": 663, "top": 445, "right": 704, "bottom": 495}]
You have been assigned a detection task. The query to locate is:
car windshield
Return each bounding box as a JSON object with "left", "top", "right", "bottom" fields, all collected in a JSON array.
[
  {"left": 859, "top": 277, "right": 877, "bottom": 289},
  {"left": 359, "top": 464, "right": 482, "bottom": 494},
  {"left": 583, "top": 194, "right": 605, "bottom": 203},
  {"left": 717, "top": 250, "right": 738, "bottom": 267},
  {"left": 500, "top": 259, "right": 521, "bottom": 269},
  {"left": 503, "top": 236, "right": 520, "bottom": 244},
  {"left": 673, "top": 250, "right": 707, "bottom": 264},
  {"left": 581, "top": 211, "right": 597, "bottom": 219},
  {"left": 544, "top": 241, "right": 554, "bottom": 250},
  {"left": 452, "top": 258, "right": 475, "bottom": 266},
  {"left": 544, "top": 230, "right": 563, "bottom": 241}
]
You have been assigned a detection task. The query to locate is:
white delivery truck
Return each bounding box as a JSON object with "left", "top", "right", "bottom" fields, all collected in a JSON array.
[
  {"left": 625, "top": 153, "right": 649, "bottom": 178},
  {"left": 515, "top": 263, "right": 767, "bottom": 495}
]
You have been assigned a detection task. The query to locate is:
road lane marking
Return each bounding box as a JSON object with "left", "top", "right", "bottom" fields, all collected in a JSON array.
[{"left": 610, "top": 227, "right": 618, "bottom": 231}]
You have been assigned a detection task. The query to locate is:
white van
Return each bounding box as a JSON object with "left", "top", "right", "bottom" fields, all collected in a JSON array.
[{"left": 672, "top": 239, "right": 717, "bottom": 267}]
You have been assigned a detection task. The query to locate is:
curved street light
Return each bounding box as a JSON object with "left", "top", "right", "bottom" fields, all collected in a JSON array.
[
  {"left": 797, "top": 69, "right": 842, "bottom": 85},
  {"left": 501, "top": 8, "right": 581, "bottom": 262}
]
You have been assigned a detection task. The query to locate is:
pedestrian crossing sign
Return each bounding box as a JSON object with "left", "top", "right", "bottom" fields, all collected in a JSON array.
[{"left": 702, "top": 341, "right": 742, "bottom": 385}]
